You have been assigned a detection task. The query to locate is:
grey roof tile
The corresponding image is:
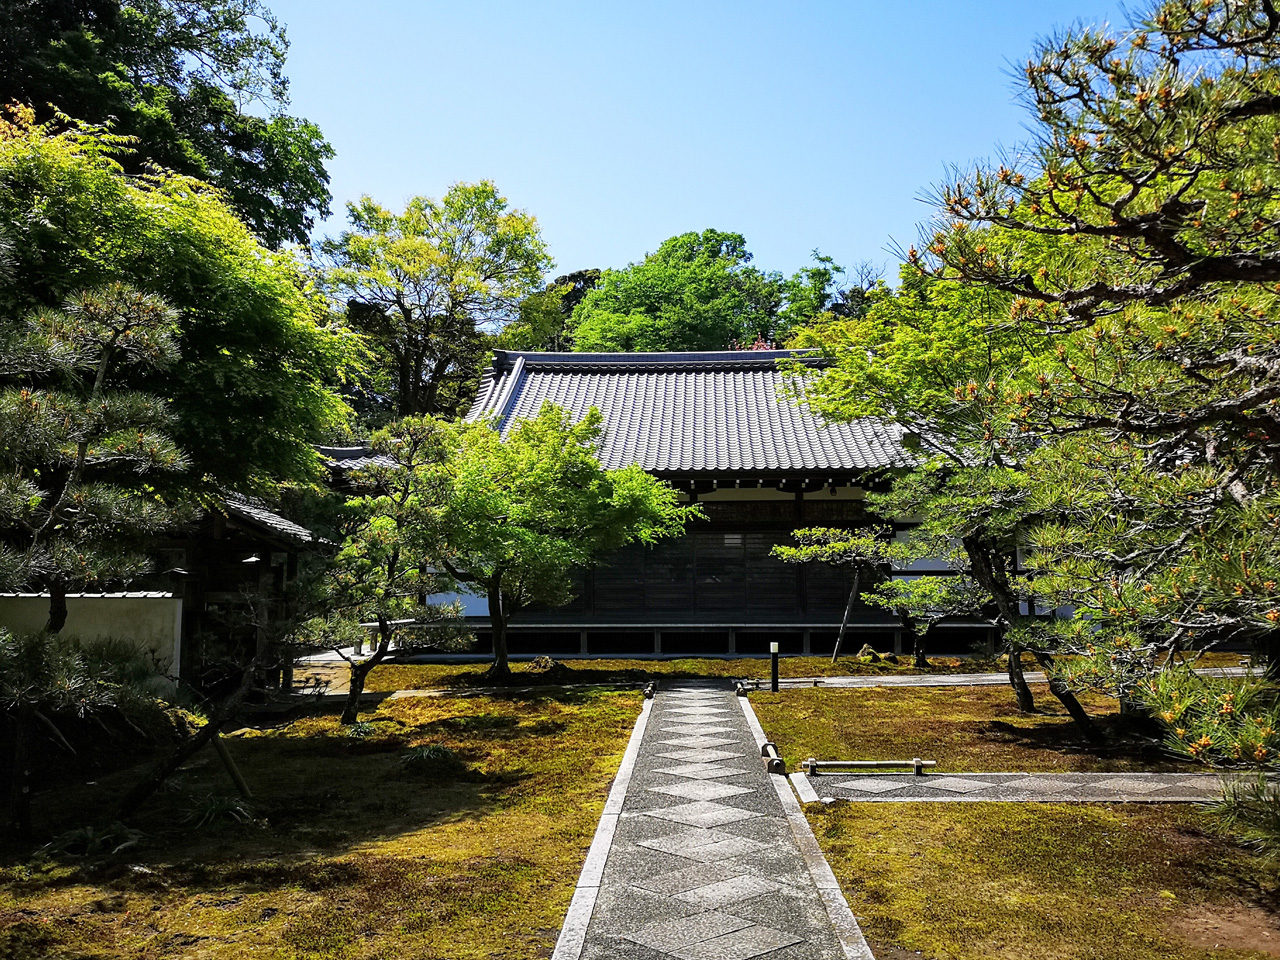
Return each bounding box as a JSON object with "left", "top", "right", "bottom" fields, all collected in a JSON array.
[
  {"left": 466, "top": 350, "right": 909, "bottom": 474},
  {"left": 223, "top": 494, "right": 317, "bottom": 545},
  {"left": 315, "top": 445, "right": 393, "bottom": 472}
]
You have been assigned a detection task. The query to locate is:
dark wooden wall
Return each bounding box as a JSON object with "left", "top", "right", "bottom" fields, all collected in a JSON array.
[{"left": 550, "top": 498, "right": 870, "bottom": 622}]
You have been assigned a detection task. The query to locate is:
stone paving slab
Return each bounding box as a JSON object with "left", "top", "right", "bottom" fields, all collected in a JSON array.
[
  {"left": 763, "top": 666, "right": 1250, "bottom": 690},
  {"left": 557, "top": 682, "right": 871, "bottom": 960},
  {"left": 801, "top": 771, "right": 1228, "bottom": 803}
]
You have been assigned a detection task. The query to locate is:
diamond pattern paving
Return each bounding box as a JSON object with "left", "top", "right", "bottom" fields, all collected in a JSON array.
[
  {"left": 630, "top": 861, "right": 749, "bottom": 895},
  {"left": 659, "top": 735, "right": 737, "bottom": 748},
  {"left": 647, "top": 781, "right": 754, "bottom": 801},
  {"left": 830, "top": 776, "right": 912, "bottom": 794},
  {"left": 566, "top": 684, "right": 859, "bottom": 960},
  {"left": 1003, "top": 776, "right": 1077, "bottom": 794},
  {"left": 919, "top": 777, "right": 998, "bottom": 794},
  {"left": 660, "top": 724, "right": 737, "bottom": 735},
  {"left": 642, "top": 799, "right": 763, "bottom": 828},
  {"left": 637, "top": 827, "right": 771, "bottom": 862},
  {"left": 624, "top": 912, "right": 752, "bottom": 953},
  {"left": 1094, "top": 777, "right": 1173, "bottom": 794},
  {"left": 655, "top": 762, "right": 752, "bottom": 780},
  {"left": 655, "top": 748, "right": 742, "bottom": 763},
  {"left": 673, "top": 874, "right": 781, "bottom": 909},
  {"left": 810, "top": 771, "right": 1230, "bottom": 802},
  {"left": 671, "top": 925, "right": 804, "bottom": 960}
]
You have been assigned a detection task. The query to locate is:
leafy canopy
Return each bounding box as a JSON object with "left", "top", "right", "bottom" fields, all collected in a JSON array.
[
  {"left": 0, "top": 0, "right": 333, "bottom": 248},
  {"left": 0, "top": 283, "right": 190, "bottom": 628},
  {"left": 402, "top": 402, "right": 699, "bottom": 672},
  {"left": 0, "top": 107, "right": 358, "bottom": 490},
  {"left": 426, "top": 403, "right": 697, "bottom": 604},
  {"left": 569, "top": 230, "right": 863, "bottom": 352},
  {"left": 321, "top": 182, "right": 552, "bottom": 423}
]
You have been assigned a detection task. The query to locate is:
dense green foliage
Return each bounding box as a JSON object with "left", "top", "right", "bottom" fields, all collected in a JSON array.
[
  {"left": 499, "top": 269, "right": 601, "bottom": 352},
  {"left": 910, "top": 0, "right": 1280, "bottom": 677},
  {"left": 400, "top": 403, "right": 698, "bottom": 674},
  {"left": 322, "top": 183, "right": 552, "bottom": 423},
  {"left": 0, "top": 0, "right": 333, "bottom": 248},
  {"left": 0, "top": 109, "right": 357, "bottom": 490},
  {"left": 0, "top": 282, "right": 189, "bottom": 630},
  {"left": 305, "top": 419, "right": 468, "bottom": 722},
  {"left": 790, "top": 274, "right": 1100, "bottom": 729},
  {"left": 793, "top": 0, "right": 1280, "bottom": 763},
  {"left": 569, "top": 230, "right": 863, "bottom": 352},
  {"left": 1, "top": 628, "right": 175, "bottom": 837}
]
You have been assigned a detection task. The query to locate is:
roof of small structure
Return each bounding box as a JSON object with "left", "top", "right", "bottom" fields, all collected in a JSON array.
[
  {"left": 315, "top": 445, "right": 386, "bottom": 472},
  {"left": 222, "top": 494, "right": 317, "bottom": 545},
  {"left": 465, "top": 350, "right": 909, "bottom": 475}
]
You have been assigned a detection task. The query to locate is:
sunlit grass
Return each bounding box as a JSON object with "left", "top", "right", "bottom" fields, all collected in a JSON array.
[
  {"left": 808, "top": 803, "right": 1277, "bottom": 960},
  {"left": 754, "top": 683, "right": 1278, "bottom": 959},
  {"left": 0, "top": 689, "right": 640, "bottom": 959},
  {"left": 365, "top": 653, "right": 1005, "bottom": 692}
]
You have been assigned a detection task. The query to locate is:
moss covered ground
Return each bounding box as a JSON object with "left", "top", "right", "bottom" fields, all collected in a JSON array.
[
  {"left": 754, "top": 684, "right": 1280, "bottom": 959},
  {"left": 750, "top": 683, "right": 1194, "bottom": 772},
  {"left": 359, "top": 649, "right": 1249, "bottom": 695},
  {"left": 364, "top": 654, "right": 1005, "bottom": 693},
  {"left": 0, "top": 688, "right": 639, "bottom": 959}
]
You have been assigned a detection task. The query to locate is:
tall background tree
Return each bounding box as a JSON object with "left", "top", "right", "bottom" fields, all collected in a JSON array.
[
  {"left": 789, "top": 273, "right": 1100, "bottom": 738},
  {"left": 0, "top": 106, "right": 358, "bottom": 491},
  {"left": 499, "top": 269, "right": 601, "bottom": 352},
  {"left": 321, "top": 182, "right": 552, "bottom": 424},
  {"left": 0, "top": 0, "right": 333, "bottom": 248},
  {"left": 302, "top": 418, "right": 467, "bottom": 724},
  {"left": 568, "top": 230, "right": 867, "bottom": 352}
]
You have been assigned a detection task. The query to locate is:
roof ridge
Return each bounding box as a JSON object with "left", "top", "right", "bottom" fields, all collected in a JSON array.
[{"left": 491, "top": 348, "right": 826, "bottom": 372}]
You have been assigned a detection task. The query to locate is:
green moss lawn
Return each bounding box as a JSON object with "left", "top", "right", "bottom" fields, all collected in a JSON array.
[
  {"left": 754, "top": 684, "right": 1279, "bottom": 959},
  {"left": 0, "top": 689, "right": 640, "bottom": 959},
  {"left": 362, "top": 654, "right": 1007, "bottom": 693}
]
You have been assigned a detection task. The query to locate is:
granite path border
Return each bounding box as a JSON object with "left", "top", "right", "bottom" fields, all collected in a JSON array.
[
  {"left": 736, "top": 694, "right": 875, "bottom": 959},
  {"left": 551, "top": 695, "right": 654, "bottom": 960}
]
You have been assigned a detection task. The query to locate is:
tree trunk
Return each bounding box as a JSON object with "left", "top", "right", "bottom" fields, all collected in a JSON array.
[
  {"left": 1031, "top": 651, "right": 1106, "bottom": 745},
  {"left": 898, "top": 608, "right": 928, "bottom": 669},
  {"left": 113, "top": 665, "right": 255, "bottom": 823},
  {"left": 961, "top": 536, "right": 1036, "bottom": 711},
  {"left": 341, "top": 658, "right": 377, "bottom": 725},
  {"left": 1007, "top": 645, "right": 1037, "bottom": 712},
  {"left": 341, "top": 623, "right": 392, "bottom": 725},
  {"left": 487, "top": 583, "right": 511, "bottom": 678},
  {"left": 7, "top": 707, "right": 33, "bottom": 841},
  {"left": 46, "top": 581, "right": 68, "bottom": 635},
  {"left": 1257, "top": 631, "right": 1280, "bottom": 682}
]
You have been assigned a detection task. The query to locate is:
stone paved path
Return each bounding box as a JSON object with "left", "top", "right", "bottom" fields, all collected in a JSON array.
[
  {"left": 795, "top": 770, "right": 1226, "bottom": 803},
  {"left": 760, "top": 666, "right": 1250, "bottom": 690},
  {"left": 555, "top": 682, "right": 870, "bottom": 960}
]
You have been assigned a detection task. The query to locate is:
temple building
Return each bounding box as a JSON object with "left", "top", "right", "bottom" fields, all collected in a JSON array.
[{"left": 446, "top": 349, "right": 989, "bottom": 658}]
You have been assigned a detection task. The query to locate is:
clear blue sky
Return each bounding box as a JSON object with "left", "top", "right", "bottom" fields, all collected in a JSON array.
[{"left": 270, "top": 1, "right": 1126, "bottom": 281}]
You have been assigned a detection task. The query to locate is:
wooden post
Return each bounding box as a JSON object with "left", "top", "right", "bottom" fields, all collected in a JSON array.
[
  {"left": 211, "top": 732, "right": 254, "bottom": 800},
  {"left": 830, "top": 570, "right": 861, "bottom": 663}
]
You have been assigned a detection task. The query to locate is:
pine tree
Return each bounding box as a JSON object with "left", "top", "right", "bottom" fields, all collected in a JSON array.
[{"left": 0, "top": 283, "right": 189, "bottom": 631}]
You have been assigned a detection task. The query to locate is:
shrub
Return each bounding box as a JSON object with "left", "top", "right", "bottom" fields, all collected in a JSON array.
[{"left": 396, "top": 743, "right": 466, "bottom": 777}]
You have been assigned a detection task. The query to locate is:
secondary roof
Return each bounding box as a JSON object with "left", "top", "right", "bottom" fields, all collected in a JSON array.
[{"left": 466, "top": 350, "right": 908, "bottom": 476}]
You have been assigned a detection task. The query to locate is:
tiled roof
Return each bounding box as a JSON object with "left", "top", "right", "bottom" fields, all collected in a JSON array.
[
  {"left": 315, "top": 445, "right": 390, "bottom": 472},
  {"left": 0, "top": 591, "right": 174, "bottom": 599},
  {"left": 223, "top": 494, "right": 317, "bottom": 545},
  {"left": 466, "top": 350, "right": 909, "bottom": 475}
]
